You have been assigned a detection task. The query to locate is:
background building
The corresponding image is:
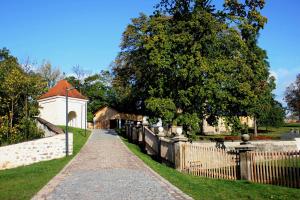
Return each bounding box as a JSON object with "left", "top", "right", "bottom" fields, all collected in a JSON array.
[{"left": 38, "top": 80, "right": 88, "bottom": 129}]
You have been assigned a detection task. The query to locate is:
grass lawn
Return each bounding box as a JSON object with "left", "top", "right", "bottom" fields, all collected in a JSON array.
[
  {"left": 121, "top": 136, "right": 300, "bottom": 200},
  {"left": 257, "top": 123, "right": 300, "bottom": 139},
  {"left": 197, "top": 123, "right": 300, "bottom": 141},
  {"left": 0, "top": 127, "right": 91, "bottom": 200}
]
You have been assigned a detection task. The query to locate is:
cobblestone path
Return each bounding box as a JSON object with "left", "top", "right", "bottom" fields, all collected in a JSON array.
[{"left": 33, "top": 129, "right": 192, "bottom": 200}]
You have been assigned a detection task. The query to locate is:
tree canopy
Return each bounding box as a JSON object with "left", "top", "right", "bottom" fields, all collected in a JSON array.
[
  {"left": 285, "top": 74, "right": 300, "bottom": 120},
  {"left": 112, "top": 0, "right": 273, "bottom": 135},
  {"left": 257, "top": 98, "right": 285, "bottom": 129},
  {"left": 0, "top": 48, "right": 47, "bottom": 144},
  {"left": 37, "top": 61, "right": 63, "bottom": 88}
]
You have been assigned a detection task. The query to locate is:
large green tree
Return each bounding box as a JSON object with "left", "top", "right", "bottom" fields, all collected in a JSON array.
[
  {"left": 285, "top": 74, "right": 300, "bottom": 120},
  {"left": 0, "top": 48, "right": 46, "bottom": 144},
  {"left": 113, "top": 0, "right": 272, "bottom": 136},
  {"left": 257, "top": 98, "right": 285, "bottom": 130}
]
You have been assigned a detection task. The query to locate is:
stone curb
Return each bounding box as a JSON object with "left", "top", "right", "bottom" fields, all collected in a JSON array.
[
  {"left": 118, "top": 135, "right": 194, "bottom": 200},
  {"left": 31, "top": 132, "right": 93, "bottom": 200}
]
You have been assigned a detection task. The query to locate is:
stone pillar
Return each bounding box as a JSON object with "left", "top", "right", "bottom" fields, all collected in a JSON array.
[
  {"left": 137, "top": 123, "right": 143, "bottom": 144},
  {"left": 132, "top": 125, "right": 139, "bottom": 143},
  {"left": 172, "top": 127, "right": 188, "bottom": 170},
  {"left": 235, "top": 144, "right": 256, "bottom": 180},
  {"left": 156, "top": 127, "right": 166, "bottom": 162},
  {"left": 128, "top": 122, "right": 133, "bottom": 142},
  {"left": 125, "top": 122, "right": 129, "bottom": 137},
  {"left": 173, "top": 140, "right": 188, "bottom": 171}
]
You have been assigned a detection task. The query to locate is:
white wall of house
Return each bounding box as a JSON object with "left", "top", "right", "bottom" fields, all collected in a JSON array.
[{"left": 38, "top": 96, "right": 88, "bottom": 129}]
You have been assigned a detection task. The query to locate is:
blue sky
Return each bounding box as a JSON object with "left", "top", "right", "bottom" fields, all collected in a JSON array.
[{"left": 0, "top": 0, "right": 299, "bottom": 104}]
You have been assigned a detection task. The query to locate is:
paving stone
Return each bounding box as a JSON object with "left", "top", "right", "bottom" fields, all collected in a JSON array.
[{"left": 32, "top": 129, "right": 193, "bottom": 200}]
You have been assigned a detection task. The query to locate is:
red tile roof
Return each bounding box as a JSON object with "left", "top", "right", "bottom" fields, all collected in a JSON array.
[{"left": 39, "top": 80, "right": 87, "bottom": 100}]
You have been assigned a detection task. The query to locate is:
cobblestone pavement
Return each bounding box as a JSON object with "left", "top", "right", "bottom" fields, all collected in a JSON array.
[{"left": 33, "top": 129, "right": 193, "bottom": 200}]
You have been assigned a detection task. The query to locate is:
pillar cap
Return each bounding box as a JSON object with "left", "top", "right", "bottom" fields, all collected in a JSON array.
[
  {"left": 235, "top": 144, "right": 256, "bottom": 152},
  {"left": 172, "top": 135, "right": 188, "bottom": 142}
]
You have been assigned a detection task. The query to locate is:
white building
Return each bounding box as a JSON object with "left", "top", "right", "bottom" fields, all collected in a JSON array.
[{"left": 38, "top": 80, "right": 88, "bottom": 129}]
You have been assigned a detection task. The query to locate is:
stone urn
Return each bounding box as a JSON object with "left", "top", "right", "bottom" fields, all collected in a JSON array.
[
  {"left": 241, "top": 133, "right": 250, "bottom": 145},
  {"left": 157, "top": 126, "right": 166, "bottom": 137}
]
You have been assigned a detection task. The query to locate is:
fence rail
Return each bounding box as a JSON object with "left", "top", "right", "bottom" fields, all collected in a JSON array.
[
  {"left": 248, "top": 151, "right": 300, "bottom": 188},
  {"left": 181, "top": 143, "right": 239, "bottom": 180}
]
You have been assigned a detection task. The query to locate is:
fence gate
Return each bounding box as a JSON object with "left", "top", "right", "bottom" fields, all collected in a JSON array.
[{"left": 181, "top": 143, "right": 239, "bottom": 180}]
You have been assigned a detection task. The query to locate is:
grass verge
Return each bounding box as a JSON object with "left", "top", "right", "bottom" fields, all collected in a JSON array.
[
  {"left": 121, "top": 136, "right": 300, "bottom": 200},
  {"left": 0, "top": 127, "right": 91, "bottom": 200}
]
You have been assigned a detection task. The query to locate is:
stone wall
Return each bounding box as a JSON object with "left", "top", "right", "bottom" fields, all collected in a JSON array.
[
  {"left": 36, "top": 117, "right": 64, "bottom": 137},
  {"left": 160, "top": 137, "right": 175, "bottom": 164},
  {"left": 0, "top": 133, "right": 73, "bottom": 170}
]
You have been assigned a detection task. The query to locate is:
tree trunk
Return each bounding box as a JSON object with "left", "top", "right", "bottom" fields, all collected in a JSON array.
[
  {"left": 254, "top": 117, "right": 257, "bottom": 137},
  {"left": 10, "top": 101, "right": 14, "bottom": 129}
]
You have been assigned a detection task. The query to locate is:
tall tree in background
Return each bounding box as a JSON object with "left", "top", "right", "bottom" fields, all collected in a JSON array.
[
  {"left": 113, "top": 0, "right": 272, "bottom": 136},
  {"left": 257, "top": 98, "right": 285, "bottom": 130},
  {"left": 223, "top": 0, "right": 270, "bottom": 136},
  {"left": 37, "top": 61, "right": 63, "bottom": 88},
  {"left": 285, "top": 74, "right": 300, "bottom": 120},
  {"left": 72, "top": 65, "right": 88, "bottom": 92},
  {"left": 0, "top": 48, "right": 46, "bottom": 144}
]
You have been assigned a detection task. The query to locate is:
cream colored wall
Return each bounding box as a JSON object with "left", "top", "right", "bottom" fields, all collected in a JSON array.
[
  {"left": 93, "top": 106, "right": 143, "bottom": 129},
  {"left": 38, "top": 96, "right": 88, "bottom": 129},
  {"left": 240, "top": 116, "right": 254, "bottom": 128},
  {"left": 203, "top": 116, "right": 254, "bottom": 135},
  {"left": 203, "top": 117, "right": 229, "bottom": 135}
]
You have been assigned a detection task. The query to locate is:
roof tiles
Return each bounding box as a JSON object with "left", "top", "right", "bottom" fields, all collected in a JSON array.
[{"left": 39, "top": 80, "right": 87, "bottom": 100}]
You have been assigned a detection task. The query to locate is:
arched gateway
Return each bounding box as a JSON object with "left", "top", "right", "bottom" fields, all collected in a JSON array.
[{"left": 38, "top": 80, "right": 88, "bottom": 129}]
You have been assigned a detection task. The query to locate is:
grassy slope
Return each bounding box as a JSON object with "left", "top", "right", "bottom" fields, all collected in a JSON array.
[
  {"left": 0, "top": 127, "right": 90, "bottom": 200},
  {"left": 121, "top": 137, "right": 300, "bottom": 200}
]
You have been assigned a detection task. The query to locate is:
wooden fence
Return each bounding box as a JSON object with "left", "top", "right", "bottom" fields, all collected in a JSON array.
[
  {"left": 180, "top": 143, "right": 300, "bottom": 188},
  {"left": 248, "top": 151, "right": 300, "bottom": 188},
  {"left": 181, "top": 143, "right": 239, "bottom": 180},
  {"left": 125, "top": 124, "right": 300, "bottom": 188}
]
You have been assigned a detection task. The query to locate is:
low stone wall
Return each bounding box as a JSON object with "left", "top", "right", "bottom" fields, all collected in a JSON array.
[
  {"left": 160, "top": 137, "right": 175, "bottom": 164},
  {"left": 195, "top": 140, "right": 300, "bottom": 152},
  {"left": 36, "top": 117, "right": 64, "bottom": 137},
  {"left": 0, "top": 133, "right": 73, "bottom": 170},
  {"left": 144, "top": 127, "right": 159, "bottom": 155}
]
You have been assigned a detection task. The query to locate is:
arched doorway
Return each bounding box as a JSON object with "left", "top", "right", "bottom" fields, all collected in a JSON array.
[{"left": 68, "top": 111, "right": 77, "bottom": 127}]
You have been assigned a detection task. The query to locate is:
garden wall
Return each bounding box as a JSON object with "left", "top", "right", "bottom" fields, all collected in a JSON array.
[{"left": 0, "top": 133, "right": 73, "bottom": 170}]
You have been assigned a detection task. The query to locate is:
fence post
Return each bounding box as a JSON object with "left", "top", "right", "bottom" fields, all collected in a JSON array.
[
  {"left": 235, "top": 144, "right": 256, "bottom": 180},
  {"left": 125, "top": 122, "right": 129, "bottom": 138},
  {"left": 141, "top": 123, "right": 148, "bottom": 152},
  {"left": 128, "top": 122, "right": 134, "bottom": 142},
  {"left": 172, "top": 127, "right": 188, "bottom": 171},
  {"left": 132, "top": 125, "right": 137, "bottom": 143},
  {"left": 156, "top": 127, "right": 165, "bottom": 162}
]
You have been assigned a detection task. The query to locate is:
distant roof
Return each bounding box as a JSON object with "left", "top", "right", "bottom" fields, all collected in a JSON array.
[{"left": 39, "top": 80, "right": 87, "bottom": 100}]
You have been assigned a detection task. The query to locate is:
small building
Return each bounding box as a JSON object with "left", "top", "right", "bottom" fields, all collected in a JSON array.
[
  {"left": 38, "top": 80, "right": 88, "bottom": 129},
  {"left": 93, "top": 106, "right": 143, "bottom": 129}
]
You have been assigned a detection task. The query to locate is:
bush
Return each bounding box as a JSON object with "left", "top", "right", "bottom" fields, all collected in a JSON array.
[{"left": 0, "top": 117, "right": 44, "bottom": 146}]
